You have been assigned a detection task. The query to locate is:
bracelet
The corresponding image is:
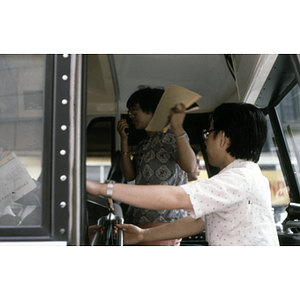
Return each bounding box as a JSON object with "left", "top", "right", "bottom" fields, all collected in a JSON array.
[
  {"left": 105, "top": 180, "right": 115, "bottom": 199},
  {"left": 175, "top": 132, "right": 187, "bottom": 140},
  {"left": 121, "top": 152, "right": 129, "bottom": 155}
]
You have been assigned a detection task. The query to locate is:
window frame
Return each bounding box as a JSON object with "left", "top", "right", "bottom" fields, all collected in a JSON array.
[{"left": 0, "top": 54, "right": 71, "bottom": 242}]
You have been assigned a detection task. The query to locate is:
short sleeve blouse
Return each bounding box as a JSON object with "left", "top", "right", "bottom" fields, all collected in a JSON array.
[
  {"left": 180, "top": 160, "right": 279, "bottom": 246},
  {"left": 130, "top": 128, "right": 188, "bottom": 224}
]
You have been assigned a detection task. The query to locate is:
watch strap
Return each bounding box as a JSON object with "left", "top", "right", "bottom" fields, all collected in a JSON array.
[{"left": 105, "top": 180, "right": 115, "bottom": 199}]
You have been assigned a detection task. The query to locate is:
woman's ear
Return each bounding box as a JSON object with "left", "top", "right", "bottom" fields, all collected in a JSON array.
[{"left": 219, "top": 131, "right": 231, "bottom": 148}]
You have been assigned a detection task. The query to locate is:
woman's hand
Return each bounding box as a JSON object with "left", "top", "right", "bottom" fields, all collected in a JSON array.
[
  {"left": 117, "top": 119, "right": 129, "bottom": 140},
  {"left": 115, "top": 223, "right": 144, "bottom": 245},
  {"left": 169, "top": 103, "right": 186, "bottom": 133}
]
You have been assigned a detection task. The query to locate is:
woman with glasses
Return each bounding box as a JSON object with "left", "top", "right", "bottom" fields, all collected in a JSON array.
[
  {"left": 116, "top": 87, "right": 197, "bottom": 245},
  {"left": 87, "top": 102, "right": 279, "bottom": 246}
]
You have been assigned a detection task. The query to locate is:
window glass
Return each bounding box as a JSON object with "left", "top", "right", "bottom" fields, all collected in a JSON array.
[
  {"left": 0, "top": 55, "right": 44, "bottom": 226},
  {"left": 276, "top": 84, "right": 300, "bottom": 190},
  {"left": 259, "top": 115, "right": 290, "bottom": 227},
  {"left": 86, "top": 162, "right": 111, "bottom": 183}
]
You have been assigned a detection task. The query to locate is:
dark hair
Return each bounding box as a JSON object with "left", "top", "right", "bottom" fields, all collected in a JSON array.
[
  {"left": 126, "top": 87, "right": 165, "bottom": 114},
  {"left": 210, "top": 103, "right": 267, "bottom": 163}
]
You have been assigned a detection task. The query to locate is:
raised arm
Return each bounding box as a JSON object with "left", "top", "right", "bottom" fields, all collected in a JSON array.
[
  {"left": 169, "top": 103, "right": 197, "bottom": 173},
  {"left": 86, "top": 179, "right": 193, "bottom": 211},
  {"left": 116, "top": 216, "right": 205, "bottom": 245},
  {"left": 117, "top": 119, "right": 136, "bottom": 181}
]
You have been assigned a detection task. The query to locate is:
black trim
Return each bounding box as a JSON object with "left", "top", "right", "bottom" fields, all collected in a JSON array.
[
  {"left": 41, "top": 54, "right": 54, "bottom": 236},
  {"left": 51, "top": 54, "right": 71, "bottom": 241},
  {"left": 290, "top": 54, "right": 300, "bottom": 87}
]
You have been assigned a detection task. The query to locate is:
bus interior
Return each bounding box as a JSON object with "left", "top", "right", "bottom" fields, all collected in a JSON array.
[{"left": 0, "top": 54, "right": 299, "bottom": 246}]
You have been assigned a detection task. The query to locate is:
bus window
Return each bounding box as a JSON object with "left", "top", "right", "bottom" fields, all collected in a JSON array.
[
  {"left": 259, "top": 115, "right": 290, "bottom": 226},
  {"left": 276, "top": 84, "right": 300, "bottom": 190},
  {"left": 260, "top": 83, "right": 300, "bottom": 228},
  {"left": 0, "top": 55, "right": 44, "bottom": 227}
]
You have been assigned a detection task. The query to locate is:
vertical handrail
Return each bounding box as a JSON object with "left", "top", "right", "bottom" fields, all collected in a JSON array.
[
  {"left": 91, "top": 212, "right": 124, "bottom": 246},
  {"left": 107, "top": 54, "right": 121, "bottom": 151}
]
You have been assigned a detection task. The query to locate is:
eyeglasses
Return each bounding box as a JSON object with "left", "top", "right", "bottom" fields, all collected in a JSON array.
[
  {"left": 202, "top": 129, "right": 215, "bottom": 140},
  {"left": 127, "top": 107, "right": 139, "bottom": 116}
]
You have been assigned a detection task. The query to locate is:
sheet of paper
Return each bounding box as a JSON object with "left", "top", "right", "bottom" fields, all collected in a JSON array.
[
  {"left": 0, "top": 152, "right": 37, "bottom": 216},
  {"left": 145, "top": 85, "right": 201, "bottom": 132}
]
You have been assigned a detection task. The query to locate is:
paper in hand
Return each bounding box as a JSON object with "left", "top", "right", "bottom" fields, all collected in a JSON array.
[{"left": 145, "top": 85, "right": 201, "bottom": 132}]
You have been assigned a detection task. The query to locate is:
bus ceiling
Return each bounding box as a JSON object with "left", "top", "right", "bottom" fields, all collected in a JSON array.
[{"left": 86, "top": 54, "right": 300, "bottom": 119}]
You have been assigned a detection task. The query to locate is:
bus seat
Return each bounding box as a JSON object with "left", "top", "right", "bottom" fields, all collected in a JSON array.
[{"left": 106, "top": 150, "right": 125, "bottom": 183}]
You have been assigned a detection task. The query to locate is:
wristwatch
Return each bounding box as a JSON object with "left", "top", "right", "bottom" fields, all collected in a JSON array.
[{"left": 105, "top": 180, "right": 116, "bottom": 199}]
